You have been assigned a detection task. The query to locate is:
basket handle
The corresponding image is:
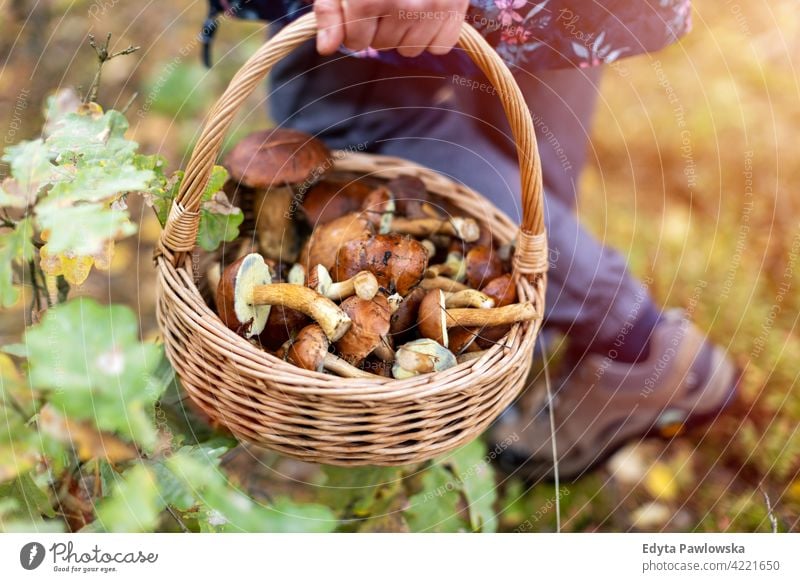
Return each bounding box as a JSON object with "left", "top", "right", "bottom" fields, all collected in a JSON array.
[{"left": 159, "top": 12, "right": 548, "bottom": 278}]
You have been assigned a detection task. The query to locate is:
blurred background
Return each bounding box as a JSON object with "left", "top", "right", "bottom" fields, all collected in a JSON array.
[{"left": 0, "top": 0, "right": 798, "bottom": 531}]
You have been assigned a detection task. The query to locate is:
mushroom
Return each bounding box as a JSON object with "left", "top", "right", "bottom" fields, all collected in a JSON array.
[
  {"left": 389, "top": 286, "right": 425, "bottom": 341},
  {"left": 425, "top": 251, "right": 466, "bottom": 281},
  {"left": 216, "top": 253, "right": 351, "bottom": 341},
  {"left": 388, "top": 216, "right": 480, "bottom": 242},
  {"left": 287, "top": 324, "right": 378, "bottom": 378},
  {"left": 259, "top": 305, "right": 310, "bottom": 350},
  {"left": 386, "top": 176, "right": 441, "bottom": 219},
  {"left": 286, "top": 263, "right": 306, "bottom": 285},
  {"left": 481, "top": 273, "right": 517, "bottom": 307},
  {"left": 307, "top": 264, "right": 379, "bottom": 301},
  {"left": 420, "top": 239, "right": 437, "bottom": 259},
  {"left": 334, "top": 233, "right": 428, "bottom": 296},
  {"left": 335, "top": 295, "right": 393, "bottom": 364},
  {"left": 392, "top": 338, "right": 457, "bottom": 379},
  {"left": 206, "top": 262, "right": 221, "bottom": 302},
  {"left": 301, "top": 176, "right": 375, "bottom": 225},
  {"left": 419, "top": 276, "right": 470, "bottom": 292},
  {"left": 443, "top": 289, "right": 495, "bottom": 309},
  {"left": 299, "top": 213, "right": 371, "bottom": 272},
  {"left": 464, "top": 245, "right": 504, "bottom": 289},
  {"left": 416, "top": 289, "right": 537, "bottom": 347},
  {"left": 471, "top": 274, "right": 520, "bottom": 349},
  {"left": 224, "top": 129, "right": 332, "bottom": 263},
  {"left": 447, "top": 327, "right": 481, "bottom": 355},
  {"left": 361, "top": 186, "right": 396, "bottom": 233}
]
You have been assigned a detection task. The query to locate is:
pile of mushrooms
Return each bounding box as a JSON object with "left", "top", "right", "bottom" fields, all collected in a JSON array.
[{"left": 212, "top": 129, "right": 538, "bottom": 379}]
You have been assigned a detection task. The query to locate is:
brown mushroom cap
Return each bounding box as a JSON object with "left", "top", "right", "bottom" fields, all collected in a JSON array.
[
  {"left": 299, "top": 213, "right": 371, "bottom": 272},
  {"left": 417, "top": 289, "right": 449, "bottom": 346},
  {"left": 259, "top": 305, "right": 310, "bottom": 350},
  {"left": 302, "top": 177, "right": 375, "bottom": 225},
  {"left": 386, "top": 176, "right": 439, "bottom": 219},
  {"left": 447, "top": 327, "right": 481, "bottom": 355},
  {"left": 286, "top": 324, "right": 330, "bottom": 372},
  {"left": 481, "top": 274, "right": 517, "bottom": 307},
  {"left": 333, "top": 233, "right": 428, "bottom": 296},
  {"left": 390, "top": 286, "right": 426, "bottom": 341},
  {"left": 335, "top": 295, "right": 392, "bottom": 365},
  {"left": 224, "top": 128, "right": 331, "bottom": 189},
  {"left": 216, "top": 254, "right": 272, "bottom": 337},
  {"left": 465, "top": 245, "right": 504, "bottom": 289}
]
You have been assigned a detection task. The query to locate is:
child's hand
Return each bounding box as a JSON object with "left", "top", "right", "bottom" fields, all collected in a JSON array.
[{"left": 314, "top": 0, "right": 469, "bottom": 57}]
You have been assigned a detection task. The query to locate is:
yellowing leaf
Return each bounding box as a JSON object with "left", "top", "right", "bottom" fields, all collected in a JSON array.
[
  {"left": 644, "top": 462, "right": 679, "bottom": 501},
  {"left": 39, "top": 239, "right": 116, "bottom": 286},
  {"left": 39, "top": 244, "right": 62, "bottom": 277},
  {"left": 93, "top": 240, "right": 114, "bottom": 271},
  {"left": 39, "top": 405, "right": 138, "bottom": 464},
  {"left": 60, "top": 254, "right": 94, "bottom": 285},
  {"left": 787, "top": 480, "right": 800, "bottom": 503}
]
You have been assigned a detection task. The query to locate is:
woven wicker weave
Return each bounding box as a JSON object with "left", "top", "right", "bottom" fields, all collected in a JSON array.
[{"left": 155, "top": 13, "right": 548, "bottom": 466}]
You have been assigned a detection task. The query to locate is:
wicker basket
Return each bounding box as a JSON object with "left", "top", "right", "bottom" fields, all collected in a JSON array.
[{"left": 155, "top": 13, "right": 549, "bottom": 466}]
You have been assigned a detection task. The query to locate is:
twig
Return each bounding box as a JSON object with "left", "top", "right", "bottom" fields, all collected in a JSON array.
[
  {"left": 540, "top": 335, "right": 561, "bottom": 533},
  {"left": 28, "top": 260, "right": 41, "bottom": 315},
  {"left": 166, "top": 505, "right": 190, "bottom": 533},
  {"left": 56, "top": 275, "right": 70, "bottom": 304},
  {"left": 760, "top": 485, "right": 779, "bottom": 533},
  {"left": 120, "top": 92, "right": 138, "bottom": 114},
  {"left": 84, "top": 33, "right": 140, "bottom": 104}
]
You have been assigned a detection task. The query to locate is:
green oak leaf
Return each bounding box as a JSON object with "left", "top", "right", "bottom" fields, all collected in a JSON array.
[
  {"left": 0, "top": 473, "right": 54, "bottom": 520},
  {"left": 0, "top": 218, "right": 35, "bottom": 307},
  {"left": 46, "top": 162, "right": 154, "bottom": 204},
  {"left": 0, "top": 140, "right": 56, "bottom": 206},
  {"left": 24, "top": 298, "right": 164, "bottom": 450},
  {"left": 46, "top": 109, "right": 137, "bottom": 163},
  {"left": 404, "top": 464, "right": 466, "bottom": 532},
  {"left": 321, "top": 466, "right": 403, "bottom": 517},
  {"left": 445, "top": 440, "right": 498, "bottom": 532},
  {"left": 92, "top": 464, "right": 162, "bottom": 533},
  {"left": 36, "top": 202, "right": 136, "bottom": 255},
  {"left": 196, "top": 166, "right": 241, "bottom": 251},
  {"left": 164, "top": 448, "right": 336, "bottom": 533},
  {"left": 136, "top": 155, "right": 176, "bottom": 226}
]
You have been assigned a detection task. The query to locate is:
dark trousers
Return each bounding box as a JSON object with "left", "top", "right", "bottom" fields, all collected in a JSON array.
[{"left": 267, "top": 43, "right": 651, "bottom": 349}]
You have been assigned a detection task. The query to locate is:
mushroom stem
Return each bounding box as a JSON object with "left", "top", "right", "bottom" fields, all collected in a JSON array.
[
  {"left": 372, "top": 338, "right": 395, "bottom": 362},
  {"left": 425, "top": 251, "right": 465, "bottom": 281},
  {"left": 420, "top": 239, "right": 437, "bottom": 258},
  {"left": 328, "top": 271, "right": 379, "bottom": 301},
  {"left": 443, "top": 290, "right": 495, "bottom": 309},
  {"left": 389, "top": 217, "right": 480, "bottom": 242},
  {"left": 445, "top": 302, "right": 538, "bottom": 328},
  {"left": 322, "top": 353, "right": 381, "bottom": 378},
  {"left": 419, "top": 277, "right": 470, "bottom": 292},
  {"left": 250, "top": 283, "right": 351, "bottom": 341}
]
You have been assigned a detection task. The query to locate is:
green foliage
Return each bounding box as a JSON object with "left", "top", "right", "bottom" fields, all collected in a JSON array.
[
  {"left": 0, "top": 218, "right": 34, "bottom": 307},
  {"left": 446, "top": 440, "right": 498, "bottom": 532},
  {"left": 145, "top": 164, "right": 242, "bottom": 252},
  {"left": 196, "top": 166, "right": 243, "bottom": 252},
  {"left": 404, "top": 464, "right": 465, "bottom": 532},
  {"left": 92, "top": 464, "right": 161, "bottom": 533},
  {"left": 160, "top": 446, "right": 336, "bottom": 533},
  {"left": 24, "top": 298, "right": 164, "bottom": 451}
]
